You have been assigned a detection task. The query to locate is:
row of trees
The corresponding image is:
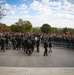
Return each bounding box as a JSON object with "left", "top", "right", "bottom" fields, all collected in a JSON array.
[
  {"left": 0, "top": 19, "right": 74, "bottom": 35},
  {"left": 41, "top": 24, "right": 74, "bottom": 35},
  {"left": 0, "top": 23, "right": 11, "bottom": 32},
  {"left": 10, "top": 19, "right": 32, "bottom": 32}
]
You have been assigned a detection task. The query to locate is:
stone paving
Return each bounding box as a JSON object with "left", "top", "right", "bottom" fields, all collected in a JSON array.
[
  {"left": 0, "top": 67, "right": 74, "bottom": 75},
  {"left": 0, "top": 46, "right": 74, "bottom": 67}
]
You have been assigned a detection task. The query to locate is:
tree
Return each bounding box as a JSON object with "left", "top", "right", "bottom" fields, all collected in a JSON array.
[
  {"left": 3, "top": 26, "right": 11, "bottom": 32},
  {"left": 41, "top": 24, "right": 51, "bottom": 34},
  {"left": 10, "top": 19, "right": 32, "bottom": 32},
  {"left": 63, "top": 27, "right": 68, "bottom": 34},
  {"left": 21, "top": 21, "right": 32, "bottom": 32},
  {"left": 67, "top": 28, "right": 74, "bottom": 36},
  {"left": 10, "top": 25, "right": 16, "bottom": 32},
  {"left": 51, "top": 27, "right": 59, "bottom": 34},
  {"left": 0, "top": 23, "right": 11, "bottom": 32},
  {"left": 32, "top": 27, "right": 41, "bottom": 33}
]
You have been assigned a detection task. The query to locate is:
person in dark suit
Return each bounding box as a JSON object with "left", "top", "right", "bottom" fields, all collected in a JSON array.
[
  {"left": 15, "top": 35, "right": 22, "bottom": 50},
  {"left": 49, "top": 42, "right": 52, "bottom": 53},
  {"left": 23, "top": 38, "right": 28, "bottom": 53},
  {"left": 11, "top": 37, "right": 17, "bottom": 50},
  {"left": 43, "top": 40, "right": 48, "bottom": 56},
  {"left": 31, "top": 38, "right": 35, "bottom": 52},
  {"left": 5, "top": 34, "right": 9, "bottom": 50},
  {"left": 36, "top": 37, "right": 40, "bottom": 52},
  {"left": 27, "top": 39, "right": 32, "bottom": 56},
  {"left": 1, "top": 35, "right": 5, "bottom": 52}
]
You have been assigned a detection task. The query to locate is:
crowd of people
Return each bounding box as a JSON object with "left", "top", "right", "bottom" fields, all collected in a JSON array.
[
  {"left": 0, "top": 32, "right": 74, "bottom": 56},
  {"left": 51, "top": 34, "right": 74, "bottom": 48}
]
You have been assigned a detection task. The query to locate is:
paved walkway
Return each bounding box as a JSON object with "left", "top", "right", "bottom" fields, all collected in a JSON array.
[
  {"left": 0, "top": 47, "right": 74, "bottom": 67},
  {"left": 0, "top": 67, "right": 74, "bottom": 75}
]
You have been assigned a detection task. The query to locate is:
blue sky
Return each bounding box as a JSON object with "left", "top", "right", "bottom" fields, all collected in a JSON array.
[{"left": 0, "top": 0, "right": 74, "bottom": 28}]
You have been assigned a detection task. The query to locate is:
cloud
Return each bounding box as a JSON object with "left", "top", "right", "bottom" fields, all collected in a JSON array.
[
  {"left": 0, "top": 0, "right": 6, "bottom": 3},
  {"left": 1, "top": 0, "right": 74, "bottom": 28},
  {"left": 18, "top": 4, "right": 29, "bottom": 14},
  {"left": 20, "top": 4, "right": 27, "bottom": 10},
  {"left": 9, "top": 10, "right": 16, "bottom": 15},
  {"left": 30, "top": 0, "right": 74, "bottom": 18},
  {"left": 21, "top": 14, "right": 74, "bottom": 28},
  {"left": 4, "top": 3, "right": 28, "bottom": 15},
  {"left": 4, "top": 3, "right": 11, "bottom": 9},
  {"left": 30, "top": 0, "right": 52, "bottom": 16},
  {"left": 64, "top": 14, "right": 74, "bottom": 19},
  {"left": 62, "top": 0, "right": 74, "bottom": 12},
  {"left": 41, "top": 0, "right": 50, "bottom": 3},
  {"left": 28, "top": 0, "right": 74, "bottom": 27}
]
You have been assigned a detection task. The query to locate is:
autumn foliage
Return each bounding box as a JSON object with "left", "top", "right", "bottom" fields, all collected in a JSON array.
[{"left": 0, "top": 23, "right": 11, "bottom": 32}]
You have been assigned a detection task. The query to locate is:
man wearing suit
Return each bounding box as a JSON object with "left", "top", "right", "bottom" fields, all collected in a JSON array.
[{"left": 43, "top": 40, "right": 48, "bottom": 56}]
